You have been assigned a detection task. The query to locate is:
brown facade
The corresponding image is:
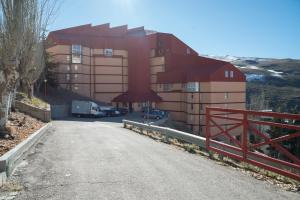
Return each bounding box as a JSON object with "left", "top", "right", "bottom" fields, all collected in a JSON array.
[
  {"left": 47, "top": 23, "right": 246, "bottom": 135},
  {"left": 153, "top": 82, "right": 245, "bottom": 135},
  {"left": 47, "top": 45, "right": 128, "bottom": 103}
]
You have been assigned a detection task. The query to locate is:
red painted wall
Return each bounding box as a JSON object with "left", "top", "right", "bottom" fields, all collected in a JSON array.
[{"left": 126, "top": 36, "right": 151, "bottom": 95}]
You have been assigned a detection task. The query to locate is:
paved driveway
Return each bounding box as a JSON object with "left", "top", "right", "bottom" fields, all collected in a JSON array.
[{"left": 9, "top": 119, "right": 300, "bottom": 200}]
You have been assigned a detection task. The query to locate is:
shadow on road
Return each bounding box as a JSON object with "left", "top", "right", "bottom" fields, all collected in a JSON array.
[{"left": 53, "top": 112, "right": 158, "bottom": 124}]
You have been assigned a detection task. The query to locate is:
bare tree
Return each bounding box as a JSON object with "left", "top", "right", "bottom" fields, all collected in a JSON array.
[
  {"left": 19, "top": 0, "right": 59, "bottom": 98},
  {"left": 247, "top": 86, "right": 270, "bottom": 148},
  {"left": 0, "top": 0, "right": 59, "bottom": 132},
  {"left": 0, "top": 0, "right": 28, "bottom": 130},
  {"left": 248, "top": 86, "right": 269, "bottom": 111}
]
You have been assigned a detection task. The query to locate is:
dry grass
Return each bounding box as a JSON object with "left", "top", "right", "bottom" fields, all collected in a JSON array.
[
  {"left": 17, "top": 92, "right": 48, "bottom": 109},
  {"left": 0, "top": 112, "right": 45, "bottom": 156},
  {"left": 0, "top": 181, "right": 23, "bottom": 192}
]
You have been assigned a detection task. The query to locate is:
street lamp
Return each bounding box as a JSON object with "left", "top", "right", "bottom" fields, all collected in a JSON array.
[
  {"left": 146, "top": 101, "right": 150, "bottom": 124},
  {"left": 44, "top": 79, "right": 47, "bottom": 97}
]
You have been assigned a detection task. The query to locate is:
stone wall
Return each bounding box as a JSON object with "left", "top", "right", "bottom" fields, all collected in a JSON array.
[{"left": 15, "top": 101, "right": 51, "bottom": 122}]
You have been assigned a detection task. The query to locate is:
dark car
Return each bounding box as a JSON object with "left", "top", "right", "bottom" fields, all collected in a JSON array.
[
  {"left": 151, "top": 109, "right": 167, "bottom": 117},
  {"left": 116, "top": 107, "right": 128, "bottom": 115},
  {"left": 142, "top": 110, "right": 165, "bottom": 119},
  {"left": 104, "top": 108, "right": 121, "bottom": 117},
  {"left": 100, "top": 106, "right": 121, "bottom": 117}
]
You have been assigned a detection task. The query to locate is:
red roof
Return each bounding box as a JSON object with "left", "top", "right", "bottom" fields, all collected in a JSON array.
[{"left": 157, "top": 53, "right": 246, "bottom": 83}]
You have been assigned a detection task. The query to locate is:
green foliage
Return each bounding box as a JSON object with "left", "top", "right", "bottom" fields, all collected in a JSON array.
[
  {"left": 266, "top": 106, "right": 300, "bottom": 159},
  {"left": 240, "top": 58, "right": 300, "bottom": 113}
]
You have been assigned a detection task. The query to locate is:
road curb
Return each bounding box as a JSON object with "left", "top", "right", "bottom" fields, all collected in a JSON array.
[{"left": 0, "top": 123, "right": 51, "bottom": 186}]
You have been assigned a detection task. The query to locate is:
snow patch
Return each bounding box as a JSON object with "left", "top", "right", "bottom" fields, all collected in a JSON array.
[
  {"left": 202, "top": 55, "right": 238, "bottom": 62},
  {"left": 240, "top": 65, "right": 260, "bottom": 70},
  {"left": 267, "top": 69, "right": 283, "bottom": 77},
  {"left": 222, "top": 55, "right": 239, "bottom": 62},
  {"left": 246, "top": 74, "right": 265, "bottom": 81}
]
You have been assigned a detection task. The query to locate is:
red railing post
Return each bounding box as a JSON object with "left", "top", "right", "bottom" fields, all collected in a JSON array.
[
  {"left": 242, "top": 112, "right": 248, "bottom": 161},
  {"left": 206, "top": 107, "right": 211, "bottom": 150}
]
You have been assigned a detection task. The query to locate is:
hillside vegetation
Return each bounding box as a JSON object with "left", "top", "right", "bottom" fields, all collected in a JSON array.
[{"left": 204, "top": 55, "right": 300, "bottom": 112}]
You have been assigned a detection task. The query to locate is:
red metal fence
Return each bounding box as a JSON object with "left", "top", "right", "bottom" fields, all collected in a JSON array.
[{"left": 205, "top": 107, "right": 300, "bottom": 181}]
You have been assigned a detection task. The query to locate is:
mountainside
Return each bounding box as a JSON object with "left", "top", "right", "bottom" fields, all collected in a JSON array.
[{"left": 203, "top": 55, "right": 300, "bottom": 112}]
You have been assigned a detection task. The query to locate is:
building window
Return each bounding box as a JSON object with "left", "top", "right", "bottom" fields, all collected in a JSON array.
[
  {"left": 72, "top": 44, "right": 82, "bottom": 64},
  {"left": 72, "top": 44, "right": 82, "bottom": 54},
  {"left": 186, "top": 82, "right": 199, "bottom": 92},
  {"left": 104, "top": 48, "right": 113, "bottom": 57},
  {"left": 225, "top": 70, "right": 229, "bottom": 78},
  {"left": 74, "top": 65, "right": 78, "bottom": 71},
  {"left": 163, "top": 84, "right": 172, "bottom": 91},
  {"left": 230, "top": 71, "right": 234, "bottom": 78},
  {"left": 191, "top": 103, "right": 194, "bottom": 110},
  {"left": 200, "top": 115, "right": 203, "bottom": 121},
  {"left": 200, "top": 104, "right": 203, "bottom": 111},
  {"left": 150, "top": 49, "right": 156, "bottom": 57},
  {"left": 225, "top": 92, "right": 229, "bottom": 99},
  {"left": 66, "top": 74, "right": 70, "bottom": 81},
  {"left": 74, "top": 74, "right": 78, "bottom": 79},
  {"left": 158, "top": 49, "right": 164, "bottom": 55},
  {"left": 191, "top": 93, "right": 194, "bottom": 99},
  {"left": 187, "top": 48, "right": 191, "bottom": 54}
]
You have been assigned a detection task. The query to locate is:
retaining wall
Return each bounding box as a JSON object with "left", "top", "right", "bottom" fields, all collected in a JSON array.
[{"left": 15, "top": 100, "right": 51, "bottom": 122}]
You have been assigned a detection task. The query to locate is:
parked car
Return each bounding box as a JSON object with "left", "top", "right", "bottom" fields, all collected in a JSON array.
[
  {"left": 142, "top": 110, "right": 165, "bottom": 119},
  {"left": 100, "top": 106, "right": 121, "bottom": 117},
  {"left": 152, "top": 109, "right": 167, "bottom": 117},
  {"left": 116, "top": 107, "right": 128, "bottom": 115},
  {"left": 71, "top": 100, "right": 105, "bottom": 118}
]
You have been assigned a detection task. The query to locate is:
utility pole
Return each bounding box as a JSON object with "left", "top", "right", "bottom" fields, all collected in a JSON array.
[{"left": 44, "top": 79, "right": 47, "bottom": 97}]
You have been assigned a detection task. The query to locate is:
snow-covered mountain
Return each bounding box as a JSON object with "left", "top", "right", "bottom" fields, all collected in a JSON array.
[
  {"left": 202, "top": 54, "right": 299, "bottom": 83},
  {"left": 202, "top": 54, "right": 300, "bottom": 111}
]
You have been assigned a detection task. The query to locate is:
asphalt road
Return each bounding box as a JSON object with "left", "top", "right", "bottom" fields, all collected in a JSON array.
[{"left": 11, "top": 119, "right": 300, "bottom": 200}]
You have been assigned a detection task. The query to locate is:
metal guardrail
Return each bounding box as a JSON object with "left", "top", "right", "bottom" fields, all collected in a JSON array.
[{"left": 123, "top": 120, "right": 206, "bottom": 148}]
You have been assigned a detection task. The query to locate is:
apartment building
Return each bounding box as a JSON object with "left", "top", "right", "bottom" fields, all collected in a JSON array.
[{"left": 47, "top": 23, "right": 246, "bottom": 135}]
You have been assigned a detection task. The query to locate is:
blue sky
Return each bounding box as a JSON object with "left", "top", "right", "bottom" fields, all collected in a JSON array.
[{"left": 49, "top": 0, "right": 300, "bottom": 59}]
